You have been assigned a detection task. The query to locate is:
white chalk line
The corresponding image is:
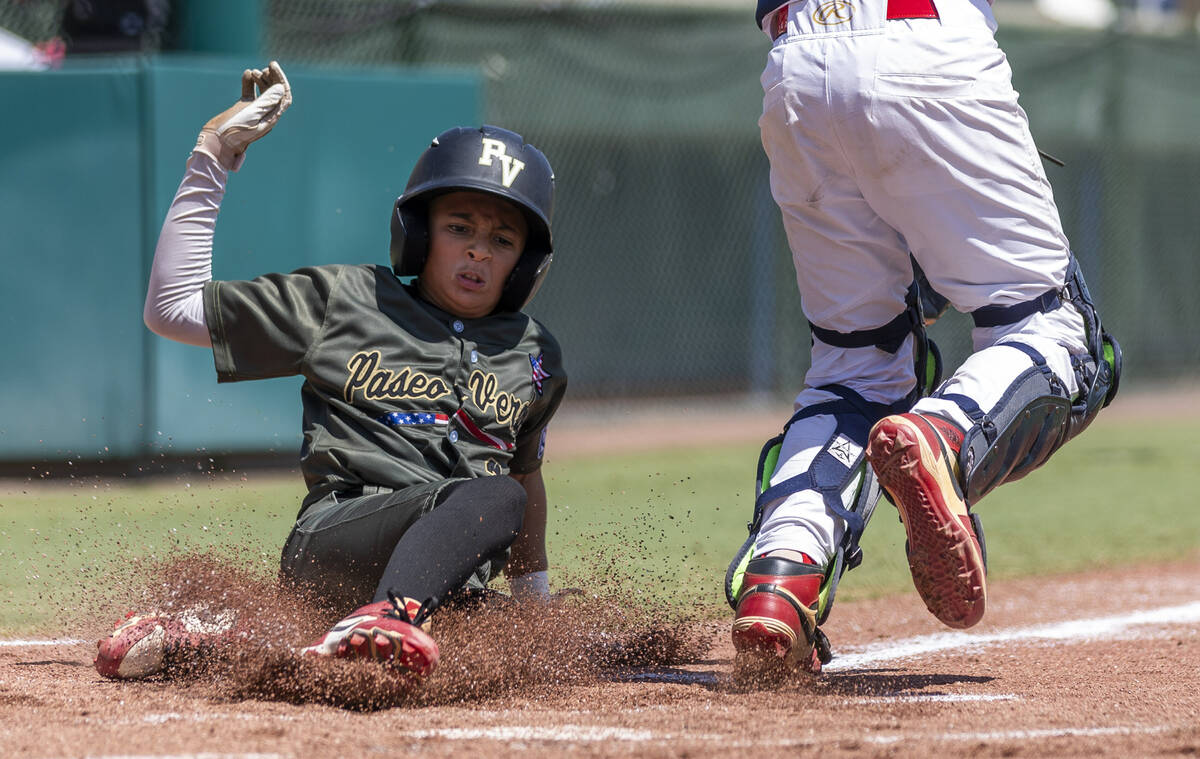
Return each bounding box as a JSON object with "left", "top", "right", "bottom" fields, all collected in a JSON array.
[
  {"left": 410, "top": 726, "right": 654, "bottom": 743},
  {"left": 825, "top": 599, "right": 1200, "bottom": 671},
  {"left": 32, "top": 723, "right": 1180, "bottom": 754},
  {"left": 136, "top": 713, "right": 299, "bottom": 725},
  {"left": 619, "top": 600, "right": 1200, "bottom": 684},
  {"left": 402, "top": 725, "right": 829, "bottom": 746},
  {"left": 865, "top": 724, "right": 1174, "bottom": 745},
  {"left": 0, "top": 638, "right": 85, "bottom": 647},
  {"left": 117, "top": 693, "right": 1012, "bottom": 731},
  {"left": 66, "top": 755, "right": 287, "bottom": 759},
  {"left": 854, "top": 692, "right": 1017, "bottom": 704},
  {"left": 401, "top": 723, "right": 1178, "bottom": 747}
]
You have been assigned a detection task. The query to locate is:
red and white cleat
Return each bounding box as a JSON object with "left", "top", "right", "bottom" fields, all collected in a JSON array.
[
  {"left": 868, "top": 411, "right": 987, "bottom": 629},
  {"left": 731, "top": 555, "right": 828, "bottom": 675},
  {"left": 94, "top": 606, "right": 235, "bottom": 679},
  {"left": 302, "top": 592, "right": 439, "bottom": 678}
]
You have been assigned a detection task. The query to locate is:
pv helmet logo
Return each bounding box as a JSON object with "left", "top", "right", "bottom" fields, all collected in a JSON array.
[
  {"left": 479, "top": 138, "right": 526, "bottom": 188},
  {"left": 813, "top": 1, "right": 853, "bottom": 25}
]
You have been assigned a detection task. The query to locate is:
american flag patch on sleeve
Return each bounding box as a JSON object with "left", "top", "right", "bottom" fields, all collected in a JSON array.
[{"left": 530, "top": 354, "right": 550, "bottom": 396}]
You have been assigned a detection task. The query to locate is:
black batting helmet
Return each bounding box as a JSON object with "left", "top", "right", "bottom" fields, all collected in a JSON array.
[{"left": 390, "top": 125, "right": 555, "bottom": 313}]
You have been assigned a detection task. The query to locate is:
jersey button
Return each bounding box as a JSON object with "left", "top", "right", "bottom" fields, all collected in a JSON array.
[
  {"left": 448, "top": 430, "right": 459, "bottom": 443},
  {"left": 452, "top": 320, "right": 464, "bottom": 333}
]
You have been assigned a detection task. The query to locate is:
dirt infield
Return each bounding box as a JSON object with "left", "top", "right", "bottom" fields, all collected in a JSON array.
[
  {"left": 3, "top": 385, "right": 1198, "bottom": 757},
  {"left": 3, "top": 556, "right": 1198, "bottom": 758}
]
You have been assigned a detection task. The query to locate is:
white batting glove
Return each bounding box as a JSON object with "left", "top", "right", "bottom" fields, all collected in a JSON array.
[{"left": 193, "top": 60, "right": 292, "bottom": 172}]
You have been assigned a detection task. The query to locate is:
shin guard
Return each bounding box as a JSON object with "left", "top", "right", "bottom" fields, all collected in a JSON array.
[{"left": 948, "top": 256, "right": 1121, "bottom": 504}]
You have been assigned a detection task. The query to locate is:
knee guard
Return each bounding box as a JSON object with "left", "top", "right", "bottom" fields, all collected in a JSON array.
[
  {"left": 807, "top": 266, "right": 945, "bottom": 407},
  {"left": 948, "top": 257, "right": 1122, "bottom": 504},
  {"left": 724, "top": 386, "right": 895, "bottom": 625}
]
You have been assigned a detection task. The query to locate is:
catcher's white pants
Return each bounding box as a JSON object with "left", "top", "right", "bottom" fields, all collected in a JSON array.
[{"left": 755, "top": 0, "right": 1090, "bottom": 561}]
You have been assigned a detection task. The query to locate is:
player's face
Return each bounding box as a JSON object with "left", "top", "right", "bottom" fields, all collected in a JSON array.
[{"left": 419, "top": 191, "right": 528, "bottom": 319}]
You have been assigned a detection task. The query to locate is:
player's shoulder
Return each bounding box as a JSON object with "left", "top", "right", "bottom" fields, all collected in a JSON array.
[
  {"left": 470, "top": 309, "right": 565, "bottom": 371},
  {"left": 291, "top": 263, "right": 408, "bottom": 297},
  {"left": 523, "top": 314, "right": 563, "bottom": 359},
  {"left": 304, "top": 262, "right": 385, "bottom": 282},
  {"left": 507, "top": 312, "right": 566, "bottom": 381},
  {"left": 487, "top": 310, "right": 561, "bottom": 352},
  {"left": 269, "top": 262, "right": 375, "bottom": 286}
]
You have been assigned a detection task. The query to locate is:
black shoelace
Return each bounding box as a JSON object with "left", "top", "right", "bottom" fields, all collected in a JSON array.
[{"left": 385, "top": 589, "right": 439, "bottom": 627}]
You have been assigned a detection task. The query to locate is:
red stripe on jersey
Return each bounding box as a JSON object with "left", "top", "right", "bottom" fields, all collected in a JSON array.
[{"left": 452, "top": 409, "right": 515, "bottom": 452}]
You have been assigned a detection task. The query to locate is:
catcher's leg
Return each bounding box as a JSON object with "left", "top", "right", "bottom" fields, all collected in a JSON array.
[
  {"left": 870, "top": 265, "right": 1120, "bottom": 629},
  {"left": 727, "top": 385, "right": 897, "bottom": 675},
  {"left": 726, "top": 275, "right": 946, "bottom": 672}
]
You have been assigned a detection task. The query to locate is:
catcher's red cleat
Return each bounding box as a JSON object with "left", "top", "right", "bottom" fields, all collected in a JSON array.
[
  {"left": 731, "top": 555, "right": 827, "bottom": 675},
  {"left": 302, "top": 592, "right": 439, "bottom": 678},
  {"left": 94, "top": 607, "right": 235, "bottom": 679},
  {"left": 868, "top": 411, "right": 987, "bottom": 629}
]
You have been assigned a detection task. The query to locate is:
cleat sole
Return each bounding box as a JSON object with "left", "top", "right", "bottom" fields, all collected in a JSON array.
[{"left": 870, "top": 416, "right": 987, "bottom": 629}]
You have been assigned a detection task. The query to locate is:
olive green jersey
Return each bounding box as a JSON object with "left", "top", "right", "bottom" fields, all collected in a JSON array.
[{"left": 203, "top": 264, "right": 567, "bottom": 508}]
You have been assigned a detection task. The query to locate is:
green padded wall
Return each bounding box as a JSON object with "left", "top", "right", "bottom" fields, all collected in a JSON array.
[{"left": 0, "top": 58, "right": 479, "bottom": 461}]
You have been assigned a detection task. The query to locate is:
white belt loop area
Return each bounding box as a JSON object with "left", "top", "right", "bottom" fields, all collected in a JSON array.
[{"left": 768, "top": 0, "right": 897, "bottom": 40}]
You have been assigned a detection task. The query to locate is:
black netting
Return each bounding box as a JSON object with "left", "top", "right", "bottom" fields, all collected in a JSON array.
[{"left": 8, "top": 1, "right": 1197, "bottom": 397}]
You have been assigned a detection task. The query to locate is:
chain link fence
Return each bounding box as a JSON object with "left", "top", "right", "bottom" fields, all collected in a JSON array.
[
  {"left": 264, "top": 1, "right": 795, "bottom": 399},
  {"left": 6, "top": 1, "right": 1199, "bottom": 399},
  {"left": 1, "top": 1, "right": 62, "bottom": 46}
]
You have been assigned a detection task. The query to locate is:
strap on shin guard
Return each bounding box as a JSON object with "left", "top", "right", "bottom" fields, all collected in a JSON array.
[
  {"left": 727, "top": 263, "right": 946, "bottom": 617},
  {"left": 807, "top": 271, "right": 944, "bottom": 408},
  {"left": 724, "top": 386, "right": 895, "bottom": 623},
  {"left": 1062, "top": 256, "right": 1122, "bottom": 413}
]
